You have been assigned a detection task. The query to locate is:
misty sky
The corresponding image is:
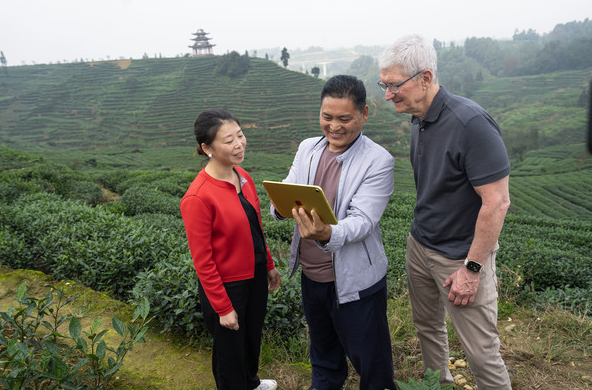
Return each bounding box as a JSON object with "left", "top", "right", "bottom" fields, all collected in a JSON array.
[{"left": 2, "top": 0, "right": 591, "bottom": 65}]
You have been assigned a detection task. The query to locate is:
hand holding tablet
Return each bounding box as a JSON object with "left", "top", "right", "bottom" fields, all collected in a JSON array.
[{"left": 262, "top": 181, "right": 338, "bottom": 225}]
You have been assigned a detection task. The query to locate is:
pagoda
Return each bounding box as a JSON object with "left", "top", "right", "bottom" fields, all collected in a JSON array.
[{"left": 189, "top": 29, "right": 215, "bottom": 57}]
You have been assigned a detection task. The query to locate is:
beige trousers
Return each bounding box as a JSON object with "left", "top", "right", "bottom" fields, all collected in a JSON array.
[{"left": 406, "top": 234, "right": 512, "bottom": 390}]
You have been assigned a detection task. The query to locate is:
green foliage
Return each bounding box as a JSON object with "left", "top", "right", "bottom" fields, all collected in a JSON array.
[
  {"left": 280, "top": 47, "right": 290, "bottom": 68},
  {"left": 131, "top": 253, "right": 207, "bottom": 337},
  {"left": 2, "top": 144, "right": 592, "bottom": 352},
  {"left": 264, "top": 246, "right": 305, "bottom": 341},
  {"left": 464, "top": 37, "right": 506, "bottom": 76},
  {"left": 346, "top": 55, "right": 382, "bottom": 99},
  {"left": 0, "top": 192, "right": 187, "bottom": 299},
  {"left": 119, "top": 184, "right": 180, "bottom": 216},
  {"left": 215, "top": 51, "right": 251, "bottom": 77},
  {"left": 396, "top": 368, "right": 453, "bottom": 390},
  {"left": 311, "top": 66, "right": 320, "bottom": 78},
  {"left": 0, "top": 282, "right": 151, "bottom": 390},
  {"left": 497, "top": 214, "right": 592, "bottom": 315},
  {"left": 0, "top": 147, "right": 103, "bottom": 205}
]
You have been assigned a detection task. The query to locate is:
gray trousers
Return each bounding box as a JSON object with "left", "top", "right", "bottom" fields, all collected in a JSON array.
[{"left": 406, "top": 234, "right": 512, "bottom": 390}]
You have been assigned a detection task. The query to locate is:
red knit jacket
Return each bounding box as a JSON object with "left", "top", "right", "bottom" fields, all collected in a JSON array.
[{"left": 180, "top": 166, "right": 275, "bottom": 316}]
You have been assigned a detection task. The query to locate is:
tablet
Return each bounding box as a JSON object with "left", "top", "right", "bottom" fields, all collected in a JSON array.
[{"left": 262, "top": 180, "right": 338, "bottom": 225}]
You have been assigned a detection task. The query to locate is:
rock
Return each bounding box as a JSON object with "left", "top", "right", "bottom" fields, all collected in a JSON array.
[
  {"left": 454, "top": 376, "right": 467, "bottom": 385},
  {"left": 454, "top": 359, "right": 468, "bottom": 368}
]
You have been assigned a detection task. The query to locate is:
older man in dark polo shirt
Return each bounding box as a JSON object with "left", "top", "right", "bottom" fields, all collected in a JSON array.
[{"left": 378, "top": 34, "right": 512, "bottom": 389}]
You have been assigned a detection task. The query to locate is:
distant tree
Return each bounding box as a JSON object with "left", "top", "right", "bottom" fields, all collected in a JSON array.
[
  {"left": 513, "top": 28, "right": 540, "bottom": 42},
  {"left": 215, "top": 50, "right": 251, "bottom": 77},
  {"left": 346, "top": 55, "right": 381, "bottom": 97},
  {"left": 311, "top": 66, "right": 320, "bottom": 78},
  {"left": 577, "top": 87, "right": 589, "bottom": 108},
  {"left": 280, "top": 47, "right": 290, "bottom": 68},
  {"left": 464, "top": 37, "right": 506, "bottom": 75},
  {"left": 433, "top": 39, "right": 443, "bottom": 51},
  {"left": 436, "top": 45, "right": 486, "bottom": 96},
  {"left": 265, "top": 53, "right": 269, "bottom": 60},
  {"left": 0, "top": 51, "right": 7, "bottom": 76},
  {"left": 545, "top": 19, "right": 592, "bottom": 43}
]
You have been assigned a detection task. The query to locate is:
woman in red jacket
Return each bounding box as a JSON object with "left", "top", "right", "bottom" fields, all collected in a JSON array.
[{"left": 180, "top": 109, "right": 281, "bottom": 390}]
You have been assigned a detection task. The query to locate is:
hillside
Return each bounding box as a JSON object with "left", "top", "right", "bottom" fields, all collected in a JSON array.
[
  {"left": 0, "top": 56, "right": 409, "bottom": 169},
  {"left": 2, "top": 55, "right": 589, "bottom": 166},
  {"left": 1, "top": 55, "right": 592, "bottom": 221}
]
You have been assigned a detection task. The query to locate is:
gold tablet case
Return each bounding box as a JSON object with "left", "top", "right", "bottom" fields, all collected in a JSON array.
[{"left": 262, "top": 181, "right": 338, "bottom": 225}]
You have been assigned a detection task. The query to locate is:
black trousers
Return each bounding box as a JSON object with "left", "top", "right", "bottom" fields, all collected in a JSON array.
[
  {"left": 301, "top": 273, "right": 397, "bottom": 390},
  {"left": 199, "top": 263, "right": 268, "bottom": 390}
]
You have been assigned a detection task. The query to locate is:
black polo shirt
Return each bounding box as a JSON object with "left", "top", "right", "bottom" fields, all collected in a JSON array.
[{"left": 409, "top": 87, "right": 510, "bottom": 259}]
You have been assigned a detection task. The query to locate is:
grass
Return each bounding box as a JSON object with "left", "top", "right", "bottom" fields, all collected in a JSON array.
[{"left": 3, "top": 267, "right": 590, "bottom": 390}]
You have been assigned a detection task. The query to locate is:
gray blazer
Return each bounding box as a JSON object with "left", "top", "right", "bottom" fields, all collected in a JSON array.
[{"left": 271, "top": 135, "right": 395, "bottom": 304}]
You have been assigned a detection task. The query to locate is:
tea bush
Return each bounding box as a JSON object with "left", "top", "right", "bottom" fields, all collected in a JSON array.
[
  {"left": 93, "top": 170, "right": 194, "bottom": 197},
  {"left": 3, "top": 160, "right": 102, "bottom": 206},
  {"left": 0, "top": 282, "right": 151, "bottom": 390},
  {"left": 0, "top": 193, "right": 186, "bottom": 299},
  {"left": 0, "top": 176, "right": 40, "bottom": 204},
  {"left": 119, "top": 184, "right": 181, "bottom": 216},
  {"left": 131, "top": 253, "right": 207, "bottom": 337},
  {"left": 130, "top": 239, "right": 306, "bottom": 340}
]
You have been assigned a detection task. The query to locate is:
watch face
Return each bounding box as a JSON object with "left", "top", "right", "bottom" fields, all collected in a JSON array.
[{"left": 466, "top": 260, "right": 482, "bottom": 273}]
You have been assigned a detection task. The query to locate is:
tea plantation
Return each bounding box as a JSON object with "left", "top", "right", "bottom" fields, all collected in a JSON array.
[{"left": 1, "top": 56, "right": 591, "bottom": 344}]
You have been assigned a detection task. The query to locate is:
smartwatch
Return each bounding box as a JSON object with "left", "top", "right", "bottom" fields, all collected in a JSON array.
[{"left": 464, "top": 258, "right": 483, "bottom": 273}]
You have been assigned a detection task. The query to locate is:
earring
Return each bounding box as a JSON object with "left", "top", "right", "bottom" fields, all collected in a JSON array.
[{"left": 208, "top": 153, "right": 212, "bottom": 158}]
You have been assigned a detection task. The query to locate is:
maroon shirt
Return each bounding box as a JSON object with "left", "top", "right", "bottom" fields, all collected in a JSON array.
[{"left": 299, "top": 146, "right": 341, "bottom": 282}]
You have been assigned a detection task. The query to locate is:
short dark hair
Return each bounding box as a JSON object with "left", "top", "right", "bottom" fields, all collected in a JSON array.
[
  {"left": 321, "top": 75, "right": 367, "bottom": 112},
  {"left": 193, "top": 109, "right": 240, "bottom": 156}
]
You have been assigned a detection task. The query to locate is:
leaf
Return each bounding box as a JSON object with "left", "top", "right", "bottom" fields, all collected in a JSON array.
[
  {"left": 91, "top": 316, "right": 102, "bottom": 333},
  {"left": 133, "top": 297, "right": 150, "bottom": 321},
  {"left": 43, "top": 339, "right": 61, "bottom": 356},
  {"left": 131, "top": 327, "right": 148, "bottom": 344},
  {"left": 69, "top": 316, "right": 81, "bottom": 339},
  {"left": 103, "top": 361, "right": 123, "bottom": 377},
  {"left": 16, "top": 281, "right": 27, "bottom": 301},
  {"left": 423, "top": 368, "right": 441, "bottom": 388},
  {"left": 112, "top": 317, "right": 126, "bottom": 337},
  {"left": 52, "top": 355, "right": 70, "bottom": 380},
  {"left": 94, "top": 329, "right": 110, "bottom": 343},
  {"left": 76, "top": 337, "right": 88, "bottom": 353},
  {"left": 96, "top": 340, "right": 107, "bottom": 360}
]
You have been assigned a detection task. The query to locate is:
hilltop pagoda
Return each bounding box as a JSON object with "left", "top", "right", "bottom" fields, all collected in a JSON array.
[{"left": 189, "top": 29, "right": 215, "bottom": 57}]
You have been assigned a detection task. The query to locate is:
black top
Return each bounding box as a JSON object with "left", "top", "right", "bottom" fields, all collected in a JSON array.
[{"left": 238, "top": 191, "right": 267, "bottom": 265}]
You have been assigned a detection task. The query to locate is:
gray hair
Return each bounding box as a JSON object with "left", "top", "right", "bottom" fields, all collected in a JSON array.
[{"left": 378, "top": 34, "right": 438, "bottom": 84}]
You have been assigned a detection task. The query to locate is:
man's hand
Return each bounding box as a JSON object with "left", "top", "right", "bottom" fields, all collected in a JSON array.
[
  {"left": 267, "top": 268, "right": 281, "bottom": 291},
  {"left": 220, "top": 309, "right": 239, "bottom": 330},
  {"left": 443, "top": 266, "right": 480, "bottom": 307},
  {"left": 292, "top": 208, "right": 332, "bottom": 242}
]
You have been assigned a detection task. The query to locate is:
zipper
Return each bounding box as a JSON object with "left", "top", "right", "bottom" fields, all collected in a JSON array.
[
  {"left": 290, "top": 237, "right": 301, "bottom": 278},
  {"left": 331, "top": 160, "right": 343, "bottom": 308},
  {"left": 362, "top": 240, "right": 372, "bottom": 265}
]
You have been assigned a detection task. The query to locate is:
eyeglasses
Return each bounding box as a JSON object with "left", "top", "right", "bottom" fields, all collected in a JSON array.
[{"left": 377, "top": 70, "right": 424, "bottom": 94}]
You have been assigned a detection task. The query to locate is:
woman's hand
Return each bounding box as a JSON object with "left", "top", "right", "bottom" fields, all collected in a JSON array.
[
  {"left": 267, "top": 268, "right": 281, "bottom": 291},
  {"left": 219, "top": 309, "right": 239, "bottom": 330}
]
